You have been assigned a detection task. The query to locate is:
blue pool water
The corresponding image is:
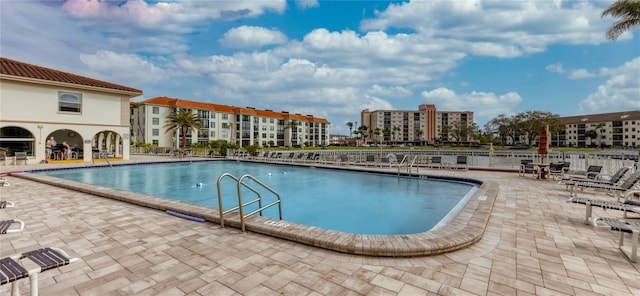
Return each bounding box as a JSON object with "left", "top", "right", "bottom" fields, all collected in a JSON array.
[{"left": 38, "top": 161, "right": 476, "bottom": 235}]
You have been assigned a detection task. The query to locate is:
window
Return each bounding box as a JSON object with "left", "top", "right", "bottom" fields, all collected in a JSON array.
[
  {"left": 58, "top": 92, "right": 82, "bottom": 113},
  {"left": 221, "top": 131, "right": 229, "bottom": 138},
  {"left": 152, "top": 107, "right": 159, "bottom": 114},
  {"left": 210, "top": 122, "right": 215, "bottom": 128},
  {"left": 210, "top": 131, "right": 215, "bottom": 137},
  {"left": 152, "top": 129, "right": 159, "bottom": 136},
  {"left": 210, "top": 113, "right": 216, "bottom": 119},
  {"left": 152, "top": 118, "right": 159, "bottom": 125},
  {"left": 222, "top": 114, "right": 229, "bottom": 120},
  {"left": 152, "top": 140, "right": 158, "bottom": 145}
]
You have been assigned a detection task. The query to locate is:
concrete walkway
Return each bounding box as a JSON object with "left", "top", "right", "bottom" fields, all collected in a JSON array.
[{"left": 0, "top": 156, "right": 639, "bottom": 295}]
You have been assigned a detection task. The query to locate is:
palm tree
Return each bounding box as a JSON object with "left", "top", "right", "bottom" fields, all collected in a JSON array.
[
  {"left": 595, "top": 122, "right": 606, "bottom": 148},
  {"left": 415, "top": 129, "right": 423, "bottom": 146},
  {"left": 346, "top": 122, "right": 354, "bottom": 140},
  {"left": 601, "top": 0, "right": 640, "bottom": 41},
  {"left": 392, "top": 126, "right": 400, "bottom": 144},
  {"left": 164, "top": 108, "right": 203, "bottom": 150},
  {"left": 284, "top": 120, "right": 300, "bottom": 147}
]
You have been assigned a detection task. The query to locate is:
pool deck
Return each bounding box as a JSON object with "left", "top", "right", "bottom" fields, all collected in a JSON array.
[{"left": 1, "top": 155, "right": 639, "bottom": 295}]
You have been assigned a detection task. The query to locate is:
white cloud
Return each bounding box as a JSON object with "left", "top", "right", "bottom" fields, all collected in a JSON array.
[
  {"left": 296, "top": 0, "right": 319, "bottom": 10},
  {"left": 568, "top": 69, "right": 595, "bottom": 80},
  {"left": 62, "top": 0, "right": 287, "bottom": 30},
  {"left": 220, "top": 26, "right": 288, "bottom": 48},
  {"left": 545, "top": 63, "right": 565, "bottom": 73},
  {"left": 360, "top": 0, "right": 614, "bottom": 58},
  {"left": 421, "top": 87, "right": 523, "bottom": 124},
  {"left": 79, "top": 51, "right": 166, "bottom": 84},
  {"left": 580, "top": 57, "right": 640, "bottom": 112}
]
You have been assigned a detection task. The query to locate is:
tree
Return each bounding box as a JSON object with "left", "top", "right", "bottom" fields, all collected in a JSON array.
[
  {"left": 601, "top": 0, "right": 640, "bottom": 41},
  {"left": 164, "top": 108, "right": 203, "bottom": 150},
  {"left": 374, "top": 128, "right": 381, "bottom": 145},
  {"left": 129, "top": 102, "right": 145, "bottom": 143},
  {"left": 415, "top": 129, "right": 423, "bottom": 146},
  {"left": 382, "top": 127, "right": 391, "bottom": 145},
  {"left": 346, "top": 122, "right": 354, "bottom": 140},
  {"left": 284, "top": 120, "right": 300, "bottom": 147},
  {"left": 392, "top": 126, "right": 400, "bottom": 144},
  {"left": 594, "top": 122, "right": 606, "bottom": 148},
  {"left": 585, "top": 130, "right": 598, "bottom": 147}
]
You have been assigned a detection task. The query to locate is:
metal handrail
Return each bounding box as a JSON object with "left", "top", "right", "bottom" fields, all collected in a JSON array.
[{"left": 216, "top": 173, "right": 282, "bottom": 232}]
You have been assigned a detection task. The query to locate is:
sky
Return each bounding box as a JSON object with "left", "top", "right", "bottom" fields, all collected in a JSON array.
[{"left": 1, "top": 0, "right": 639, "bottom": 135}]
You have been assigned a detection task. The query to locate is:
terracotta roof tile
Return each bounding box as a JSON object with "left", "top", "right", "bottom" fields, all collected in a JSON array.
[
  {"left": 142, "top": 96, "right": 330, "bottom": 124},
  {"left": 1, "top": 57, "right": 143, "bottom": 95}
]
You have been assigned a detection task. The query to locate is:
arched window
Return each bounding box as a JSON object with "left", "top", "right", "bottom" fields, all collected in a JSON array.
[{"left": 0, "top": 126, "right": 35, "bottom": 156}]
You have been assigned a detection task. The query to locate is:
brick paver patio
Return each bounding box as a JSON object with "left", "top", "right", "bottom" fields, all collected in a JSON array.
[{"left": 1, "top": 156, "right": 638, "bottom": 295}]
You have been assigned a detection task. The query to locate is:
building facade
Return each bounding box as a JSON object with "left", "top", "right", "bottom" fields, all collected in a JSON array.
[
  {"left": 360, "top": 104, "right": 474, "bottom": 145},
  {"left": 0, "top": 57, "right": 143, "bottom": 164},
  {"left": 556, "top": 110, "right": 640, "bottom": 148},
  {"left": 132, "top": 97, "right": 330, "bottom": 148}
]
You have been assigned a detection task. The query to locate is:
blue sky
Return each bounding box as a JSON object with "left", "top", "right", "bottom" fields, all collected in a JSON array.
[{"left": 1, "top": 0, "right": 638, "bottom": 135}]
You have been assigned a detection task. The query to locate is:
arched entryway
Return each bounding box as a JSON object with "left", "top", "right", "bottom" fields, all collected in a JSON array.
[
  {"left": 93, "top": 130, "right": 123, "bottom": 158},
  {"left": 47, "top": 129, "right": 83, "bottom": 161},
  {"left": 0, "top": 126, "right": 35, "bottom": 157}
]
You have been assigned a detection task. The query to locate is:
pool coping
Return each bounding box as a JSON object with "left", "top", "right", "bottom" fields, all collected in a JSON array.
[{"left": 11, "top": 161, "right": 498, "bottom": 257}]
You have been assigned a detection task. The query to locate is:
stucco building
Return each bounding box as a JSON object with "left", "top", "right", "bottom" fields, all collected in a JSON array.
[
  {"left": 131, "top": 97, "right": 330, "bottom": 148},
  {"left": 361, "top": 104, "right": 474, "bottom": 145},
  {"left": 555, "top": 110, "right": 640, "bottom": 148},
  {"left": 0, "top": 57, "right": 143, "bottom": 164}
]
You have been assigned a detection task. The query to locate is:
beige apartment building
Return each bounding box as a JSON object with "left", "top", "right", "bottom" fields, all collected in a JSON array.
[
  {"left": 131, "top": 97, "right": 330, "bottom": 148},
  {"left": 361, "top": 104, "right": 474, "bottom": 145},
  {"left": 556, "top": 110, "right": 640, "bottom": 148}
]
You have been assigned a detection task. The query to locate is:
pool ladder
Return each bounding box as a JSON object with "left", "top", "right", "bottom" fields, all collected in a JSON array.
[{"left": 216, "top": 173, "right": 282, "bottom": 232}]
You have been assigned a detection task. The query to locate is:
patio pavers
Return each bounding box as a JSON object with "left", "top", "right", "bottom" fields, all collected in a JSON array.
[{"left": 0, "top": 157, "right": 638, "bottom": 295}]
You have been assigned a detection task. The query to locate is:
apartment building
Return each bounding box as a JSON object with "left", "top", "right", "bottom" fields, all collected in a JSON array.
[
  {"left": 132, "top": 97, "right": 330, "bottom": 148},
  {"left": 556, "top": 110, "right": 640, "bottom": 148},
  {"left": 360, "top": 104, "right": 473, "bottom": 145}
]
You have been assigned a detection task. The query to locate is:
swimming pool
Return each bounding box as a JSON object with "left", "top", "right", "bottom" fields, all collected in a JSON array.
[{"left": 37, "top": 161, "right": 477, "bottom": 235}]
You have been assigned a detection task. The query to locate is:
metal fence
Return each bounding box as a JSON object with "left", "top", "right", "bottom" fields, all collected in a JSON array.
[{"left": 131, "top": 146, "right": 639, "bottom": 175}]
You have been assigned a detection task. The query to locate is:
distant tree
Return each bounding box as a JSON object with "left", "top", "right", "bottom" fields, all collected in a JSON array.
[
  {"left": 585, "top": 130, "right": 598, "bottom": 147},
  {"left": 594, "top": 122, "right": 606, "bottom": 148},
  {"left": 382, "top": 127, "right": 391, "bottom": 145},
  {"left": 164, "top": 108, "right": 203, "bottom": 150},
  {"left": 415, "top": 129, "right": 423, "bottom": 146},
  {"left": 392, "top": 126, "right": 400, "bottom": 143},
  {"left": 284, "top": 120, "right": 300, "bottom": 147},
  {"left": 601, "top": 0, "right": 640, "bottom": 41},
  {"left": 374, "top": 127, "right": 381, "bottom": 145},
  {"left": 346, "top": 122, "right": 354, "bottom": 140}
]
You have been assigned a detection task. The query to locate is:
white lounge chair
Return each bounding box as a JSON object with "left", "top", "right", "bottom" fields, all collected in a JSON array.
[
  {"left": 592, "top": 217, "right": 640, "bottom": 262},
  {"left": 0, "top": 247, "right": 79, "bottom": 296},
  {"left": 0, "top": 219, "right": 25, "bottom": 234}
]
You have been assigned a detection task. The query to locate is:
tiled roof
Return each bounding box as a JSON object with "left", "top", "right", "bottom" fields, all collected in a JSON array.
[
  {"left": 0, "top": 57, "right": 143, "bottom": 95},
  {"left": 141, "top": 96, "right": 330, "bottom": 124},
  {"left": 560, "top": 110, "right": 640, "bottom": 124}
]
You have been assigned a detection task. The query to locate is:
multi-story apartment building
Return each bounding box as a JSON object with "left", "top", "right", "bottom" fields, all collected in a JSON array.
[
  {"left": 131, "top": 97, "right": 330, "bottom": 148},
  {"left": 556, "top": 110, "right": 640, "bottom": 148},
  {"left": 361, "top": 104, "right": 474, "bottom": 145}
]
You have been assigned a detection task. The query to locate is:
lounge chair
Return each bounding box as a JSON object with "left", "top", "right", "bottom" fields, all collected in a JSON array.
[
  {"left": 560, "top": 165, "right": 603, "bottom": 182},
  {"left": 454, "top": 155, "right": 468, "bottom": 171},
  {"left": 338, "top": 155, "right": 352, "bottom": 165},
  {"left": 0, "top": 201, "right": 15, "bottom": 208},
  {"left": 0, "top": 219, "right": 25, "bottom": 234},
  {"left": 0, "top": 177, "right": 10, "bottom": 187},
  {"left": 426, "top": 156, "right": 442, "bottom": 169},
  {"left": 0, "top": 247, "right": 79, "bottom": 296},
  {"left": 592, "top": 217, "right": 640, "bottom": 262},
  {"left": 548, "top": 162, "right": 571, "bottom": 180},
  {"left": 565, "top": 167, "right": 629, "bottom": 193},
  {"left": 567, "top": 195, "right": 640, "bottom": 224},
  {"left": 13, "top": 152, "right": 28, "bottom": 165},
  {"left": 569, "top": 171, "right": 640, "bottom": 199}
]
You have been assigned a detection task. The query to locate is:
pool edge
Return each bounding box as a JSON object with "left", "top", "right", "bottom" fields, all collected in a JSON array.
[{"left": 11, "top": 166, "right": 497, "bottom": 257}]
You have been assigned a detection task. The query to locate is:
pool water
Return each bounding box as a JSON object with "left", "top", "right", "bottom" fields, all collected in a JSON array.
[{"left": 38, "top": 161, "right": 476, "bottom": 235}]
